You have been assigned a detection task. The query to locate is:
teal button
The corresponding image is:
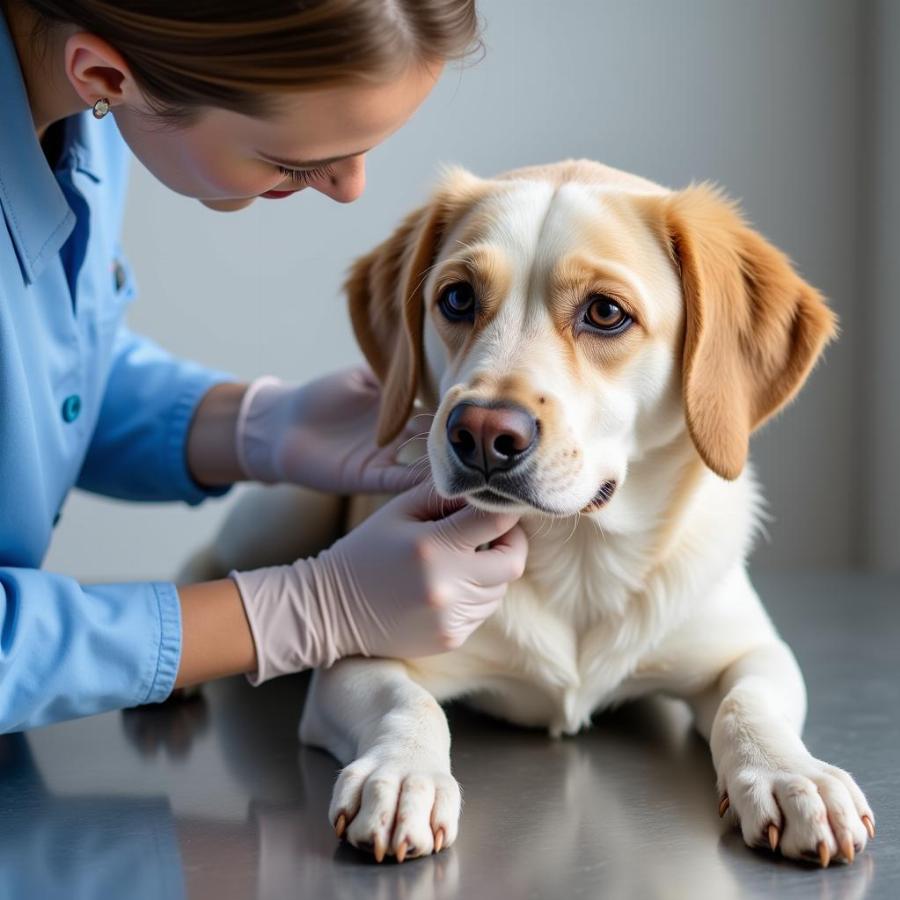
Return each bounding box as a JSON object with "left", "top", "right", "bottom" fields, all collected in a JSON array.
[{"left": 61, "top": 394, "right": 81, "bottom": 423}]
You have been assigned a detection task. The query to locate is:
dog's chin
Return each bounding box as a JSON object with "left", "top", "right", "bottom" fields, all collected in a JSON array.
[
  {"left": 435, "top": 461, "right": 618, "bottom": 517},
  {"left": 466, "top": 488, "right": 537, "bottom": 515}
]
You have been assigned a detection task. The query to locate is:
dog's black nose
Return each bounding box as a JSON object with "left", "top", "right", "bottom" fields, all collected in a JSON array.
[{"left": 447, "top": 402, "right": 537, "bottom": 476}]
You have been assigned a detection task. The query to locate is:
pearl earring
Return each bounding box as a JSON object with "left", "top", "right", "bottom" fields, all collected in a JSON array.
[{"left": 92, "top": 97, "right": 111, "bottom": 119}]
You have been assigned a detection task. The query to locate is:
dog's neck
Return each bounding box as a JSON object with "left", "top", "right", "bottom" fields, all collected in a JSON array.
[{"left": 518, "top": 430, "right": 734, "bottom": 630}]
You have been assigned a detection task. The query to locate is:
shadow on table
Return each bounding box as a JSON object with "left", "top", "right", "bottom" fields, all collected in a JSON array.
[
  {"left": 0, "top": 674, "right": 877, "bottom": 900},
  {"left": 0, "top": 732, "right": 185, "bottom": 900}
]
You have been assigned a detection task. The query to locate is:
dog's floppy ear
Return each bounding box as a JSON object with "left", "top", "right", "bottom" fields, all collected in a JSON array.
[
  {"left": 664, "top": 184, "right": 837, "bottom": 480},
  {"left": 346, "top": 168, "right": 485, "bottom": 445}
]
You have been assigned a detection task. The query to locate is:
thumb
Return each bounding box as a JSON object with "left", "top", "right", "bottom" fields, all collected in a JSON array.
[
  {"left": 392, "top": 479, "right": 466, "bottom": 521},
  {"left": 362, "top": 462, "right": 430, "bottom": 494},
  {"left": 355, "top": 417, "right": 430, "bottom": 494},
  {"left": 432, "top": 503, "right": 522, "bottom": 551}
]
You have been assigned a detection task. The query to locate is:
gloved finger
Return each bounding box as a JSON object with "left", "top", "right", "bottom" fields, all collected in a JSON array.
[
  {"left": 444, "top": 587, "right": 506, "bottom": 638},
  {"left": 351, "top": 364, "right": 379, "bottom": 389},
  {"left": 378, "top": 415, "right": 431, "bottom": 457},
  {"left": 392, "top": 479, "right": 466, "bottom": 522},
  {"left": 353, "top": 462, "right": 430, "bottom": 494},
  {"left": 335, "top": 366, "right": 383, "bottom": 413},
  {"left": 458, "top": 524, "right": 528, "bottom": 587},
  {"left": 433, "top": 503, "right": 522, "bottom": 551},
  {"left": 370, "top": 419, "right": 430, "bottom": 479}
]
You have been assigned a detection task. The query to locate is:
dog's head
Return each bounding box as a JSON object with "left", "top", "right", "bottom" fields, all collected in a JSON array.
[{"left": 347, "top": 160, "right": 836, "bottom": 517}]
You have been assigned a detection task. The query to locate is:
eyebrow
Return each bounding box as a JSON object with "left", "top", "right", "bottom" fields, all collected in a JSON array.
[{"left": 259, "top": 148, "right": 371, "bottom": 170}]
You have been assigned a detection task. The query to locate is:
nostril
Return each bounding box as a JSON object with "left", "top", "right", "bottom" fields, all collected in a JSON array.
[
  {"left": 494, "top": 433, "right": 519, "bottom": 459},
  {"left": 451, "top": 427, "right": 476, "bottom": 457}
]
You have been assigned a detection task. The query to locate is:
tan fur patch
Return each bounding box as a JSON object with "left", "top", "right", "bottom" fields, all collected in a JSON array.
[
  {"left": 496, "top": 158, "right": 669, "bottom": 196},
  {"left": 432, "top": 243, "right": 514, "bottom": 335},
  {"left": 656, "top": 184, "right": 838, "bottom": 480},
  {"left": 346, "top": 170, "right": 490, "bottom": 444}
]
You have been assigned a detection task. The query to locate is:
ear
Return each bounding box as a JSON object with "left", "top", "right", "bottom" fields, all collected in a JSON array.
[
  {"left": 64, "top": 33, "right": 132, "bottom": 110},
  {"left": 664, "top": 184, "right": 838, "bottom": 480},
  {"left": 346, "top": 167, "right": 486, "bottom": 445}
]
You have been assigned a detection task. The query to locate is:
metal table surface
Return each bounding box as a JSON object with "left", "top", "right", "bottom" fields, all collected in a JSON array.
[{"left": 1, "top": 572, "right": 897, "bottom": 900}]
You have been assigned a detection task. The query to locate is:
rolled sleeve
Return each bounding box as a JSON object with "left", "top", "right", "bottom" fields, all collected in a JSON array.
[
  {"left": 0, "top": 568, "right": 183, "bottom": 732},
  {"left": 147, "top": 582, "right": 181, "bottom": 705},
  {"left": 78, "top": 324, "right": 235, "bottom": 505}
]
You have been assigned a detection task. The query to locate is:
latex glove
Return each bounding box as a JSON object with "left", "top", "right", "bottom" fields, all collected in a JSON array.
[
  {"left": 230, "top": 480, "right": 528, "bottom": 682},
  {"left": 236, "top": 367, "right": 424, "bottom": 494}
]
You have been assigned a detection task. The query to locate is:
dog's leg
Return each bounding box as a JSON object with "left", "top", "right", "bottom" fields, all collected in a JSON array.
[
  {"left": 690, "top": 640, "right": 874, "bottom": 865},
  {"left": 300, "top": 658, "right": 459, "bottom": 862}
]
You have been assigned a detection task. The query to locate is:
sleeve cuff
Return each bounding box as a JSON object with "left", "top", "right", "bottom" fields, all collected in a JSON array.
[
  {"left": 164, "top": 369, "right": 235, "bottom": 506},
  {"left": 143, "top": 582, "right": 183, "bottom": 705}
]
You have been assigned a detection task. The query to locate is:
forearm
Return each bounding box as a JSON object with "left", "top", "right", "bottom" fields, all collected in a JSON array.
[
  {"left": 0, "top": 569, "right": 181, "bottom": 732},
  {"left": 176, "top": 579, "right": 258, "bottom": 688},
  {"left": 185, "top": 382, "right": 248, "bottom": 488}
]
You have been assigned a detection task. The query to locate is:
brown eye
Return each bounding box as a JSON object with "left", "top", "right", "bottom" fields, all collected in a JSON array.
[{"left": 584, "top": 294, "right": 631, "bottom": 333}]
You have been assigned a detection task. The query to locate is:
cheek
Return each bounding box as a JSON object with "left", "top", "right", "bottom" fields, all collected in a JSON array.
[
  {"left": 115, "top": 114, "right": 279, "bottom": 199},
  {"left": 423, "top": 315, "right": 451, "bottom": 403},
  {"left": 174, "top": 138, "right": 279, "bottom": 197},
  {"left": 631, "top": 341, "right": 686, "bottom": 442},
  {"left": 559, "top": 357, "right": 639, "bottom": 453},
  {"left": 575, "top": 342, "right": 682, "bottom": 460}
]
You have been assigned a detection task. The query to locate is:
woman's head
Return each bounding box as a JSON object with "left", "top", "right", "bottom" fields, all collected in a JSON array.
[{"left": 17, "top": 0, "right": 480, "bottom": 209}]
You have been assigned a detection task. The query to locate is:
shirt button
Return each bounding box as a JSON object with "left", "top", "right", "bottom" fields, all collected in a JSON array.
[
  {"left": 112, "top": 259, "right": 127, "bottom": 292},
  {"left": 61, "top": 394, "right": 82, "bottom": 423}
]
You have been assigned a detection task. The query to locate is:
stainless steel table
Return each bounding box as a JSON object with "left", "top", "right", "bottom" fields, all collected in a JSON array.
[{"left": 2, "top": 572, "right": 897, "bottom": 899}]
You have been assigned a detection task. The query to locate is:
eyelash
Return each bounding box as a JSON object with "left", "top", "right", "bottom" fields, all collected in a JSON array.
[{"left": 277, "top": 164, "right": 334, "bottom": 185}]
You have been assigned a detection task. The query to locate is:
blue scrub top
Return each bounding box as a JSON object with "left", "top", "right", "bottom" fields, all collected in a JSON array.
[{"left": 0, "top": 12, "right": 232, "bottom": 731}]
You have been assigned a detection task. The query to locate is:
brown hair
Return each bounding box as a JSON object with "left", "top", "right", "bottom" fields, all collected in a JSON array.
[{"left": 19, "top": 0, "right": 481, "bottom": 119}]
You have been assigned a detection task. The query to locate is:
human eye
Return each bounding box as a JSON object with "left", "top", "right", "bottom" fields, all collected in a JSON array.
[{"left": 276, "top": 163, "right": 334, "bottom": 185}]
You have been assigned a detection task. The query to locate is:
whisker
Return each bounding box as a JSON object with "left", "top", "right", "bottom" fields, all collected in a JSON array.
[
  {"left": 590, "top": 517, "right": 609, "bottom": 546},
  {"left": 397, "top": 431, "right": 431, "bottom": 452}
]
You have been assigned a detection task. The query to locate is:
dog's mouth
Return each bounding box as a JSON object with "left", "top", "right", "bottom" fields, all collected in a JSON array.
[
  {"left": 453, "top": 473, "right": 618, "bottom": 517},
  {"left": 581, "top": 480, "right": 618, "bottom": 513}
]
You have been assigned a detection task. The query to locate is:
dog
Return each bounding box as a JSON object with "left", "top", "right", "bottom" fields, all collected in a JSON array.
[{"left": 185, "top": 159, "right": 873, "bottom": 867}]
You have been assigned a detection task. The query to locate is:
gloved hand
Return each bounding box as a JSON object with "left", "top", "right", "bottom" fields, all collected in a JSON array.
[
  {"left": 230, "top": 481, "right": 528, "bottom": 682},
  {"left": 236, "top": 366, "right": 423, "bottom": 494}
]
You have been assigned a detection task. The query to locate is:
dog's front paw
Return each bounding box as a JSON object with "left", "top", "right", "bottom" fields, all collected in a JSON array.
[
  {"left": 328, "top": 754, "right": 461, "bottom": 862},
  {"left": 719, "top": 755, "right": 874, "bottom": 866}
]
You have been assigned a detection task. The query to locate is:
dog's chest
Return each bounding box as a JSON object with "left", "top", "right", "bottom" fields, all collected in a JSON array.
[{"left": 457, "top": 520, "right": 663, "bottom": 736}]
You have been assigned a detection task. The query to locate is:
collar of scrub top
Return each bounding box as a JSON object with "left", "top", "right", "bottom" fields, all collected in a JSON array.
[{"left": 0, "top": 8, "right": 101, "bottom": 286}]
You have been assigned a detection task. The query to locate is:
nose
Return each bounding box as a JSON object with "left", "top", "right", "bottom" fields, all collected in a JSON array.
[
  {"left": 447, "top": 402, "right": 538, "bottom": 476},
  {"left": 316, "top": 154, "right": 366, "bottom": 203}
]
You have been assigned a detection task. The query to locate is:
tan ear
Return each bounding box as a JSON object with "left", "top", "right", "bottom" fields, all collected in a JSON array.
[
  {"left": 346, "top": 168, "right": 486, "bottom": 445},
  {"left": 664, "top": 184, "right": 838, "bottom": 480}
]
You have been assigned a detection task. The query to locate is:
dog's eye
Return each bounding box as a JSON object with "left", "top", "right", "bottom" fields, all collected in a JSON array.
[
  {"left": 583, "top": 295, "right": 631, "bottom": 333},
  {"left": 438, "top": 282, "right": 477, "bottom": 323}
]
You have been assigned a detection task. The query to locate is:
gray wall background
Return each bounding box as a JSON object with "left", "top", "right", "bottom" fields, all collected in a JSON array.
[
  {"left": 45, "top": 0, "right": 898, "bottom": 581},
  {"left": 863, "top": 0, "right": 900, "bottom": 569}
]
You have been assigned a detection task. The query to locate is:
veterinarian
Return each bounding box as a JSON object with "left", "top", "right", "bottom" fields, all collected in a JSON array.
[{"left": 0, "top": 0, "right": 528, "bottom": 733}]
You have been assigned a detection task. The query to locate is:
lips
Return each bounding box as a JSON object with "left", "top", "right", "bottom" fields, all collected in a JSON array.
[
  {"left": 467, "top": 480, "right": 617, "bottom": 516},
  {"left": 581, "top": 480, "right": 618, "bottom": 513},
  {"left": 261, "top": 189, "right": 297, "bottom": 199},
  {"left": 448, "top": 462, "right": 618, "bottom": 517},
  {"left": 472, "top": 488, "right": 518, "bottom": 507}
]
